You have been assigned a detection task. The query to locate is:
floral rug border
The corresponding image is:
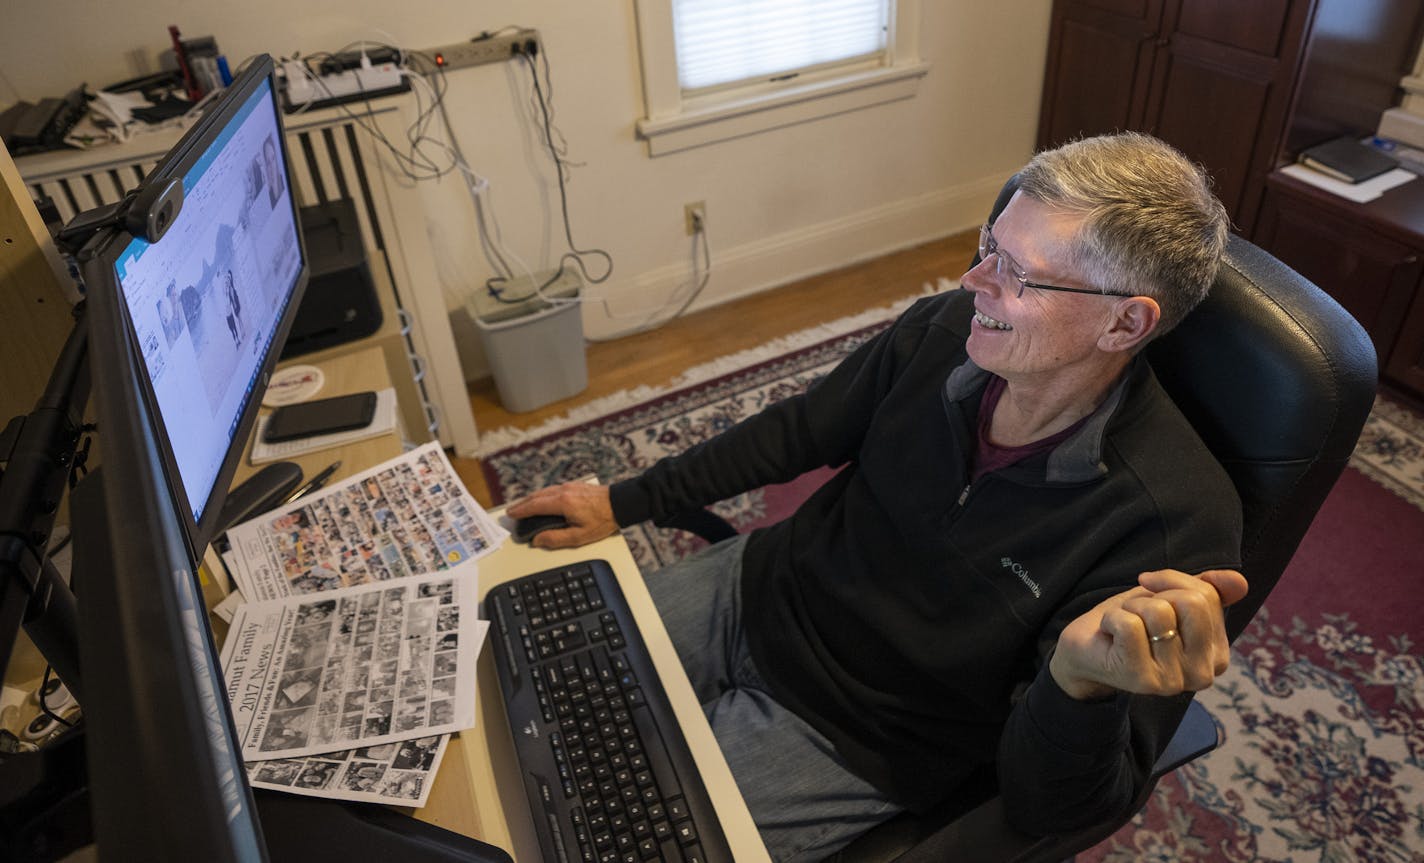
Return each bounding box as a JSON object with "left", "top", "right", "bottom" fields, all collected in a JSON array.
[
  {"left": 1351, "top": 394, "right": 1424, "bottom": 511},
  {"left": 473, "top": 283, "right": 950, "bottom": 458}
]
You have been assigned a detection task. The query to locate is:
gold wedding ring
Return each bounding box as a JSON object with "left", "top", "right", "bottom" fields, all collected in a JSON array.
[{"left": 1149, "top": 628, "right": 1178, "bottom": 644}]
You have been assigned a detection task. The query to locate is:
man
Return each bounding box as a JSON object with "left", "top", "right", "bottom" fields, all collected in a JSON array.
[
  {"left": 508, "top": 133, "right": 1247, "bottom": 862},
  {"left": 263, "top": 136, "right": 284, "bottom": 207}
]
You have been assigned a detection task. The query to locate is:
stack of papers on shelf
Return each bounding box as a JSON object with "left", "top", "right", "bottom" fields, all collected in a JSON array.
[
  {"left": 1280, "top": 162, "right": 1415, "bottom": 203},
  {"left": 250, "top": 387, "right": 398, "bottom": 464},
  {"left": 1297, "top": 136, "right": 1399, "bottom": 183}
]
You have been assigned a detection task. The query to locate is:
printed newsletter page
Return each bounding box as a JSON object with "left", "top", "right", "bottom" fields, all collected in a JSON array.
[
  {"left": 246, "top": 733, "right": 450, "bottom": 808},
  {"left": 226, "top": 443, "right": 506, "bottom": 602},
  {"left": 220, "top": 572, "right": 486, "bottom": 762}
]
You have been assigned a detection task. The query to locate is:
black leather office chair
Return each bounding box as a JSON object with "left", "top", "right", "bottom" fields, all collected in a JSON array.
[{"left": 665, "top": 175, "right": 1377, "bottom": 861}]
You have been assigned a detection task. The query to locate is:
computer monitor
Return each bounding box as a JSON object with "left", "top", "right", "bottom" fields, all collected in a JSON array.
[
  {"left": 104, "top": 62, "right": 305, "bottom": 561},
  {"left": 50, "top": 55, "right": 511, "bottom": 863},
  {"left": 66, "top": 54, "right": 304, "bottom": 860}
]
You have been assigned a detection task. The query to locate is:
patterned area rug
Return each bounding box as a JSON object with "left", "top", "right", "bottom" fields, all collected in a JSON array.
[{"left": 479, "top": 292, "right": 1424, "bottom": 862}]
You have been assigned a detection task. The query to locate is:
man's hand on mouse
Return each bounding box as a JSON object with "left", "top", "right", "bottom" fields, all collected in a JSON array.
[{"left": 507, "top": 483, "right": 618, "bottom": 549}]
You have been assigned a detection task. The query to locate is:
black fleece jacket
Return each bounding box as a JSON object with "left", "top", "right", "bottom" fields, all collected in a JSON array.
[{"left": 609, "top": 289, "right": 1241, "bottom": 832}]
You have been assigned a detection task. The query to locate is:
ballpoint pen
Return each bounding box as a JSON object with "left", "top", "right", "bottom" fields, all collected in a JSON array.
[{"left": 279, "top": 460, "right": 341, "bottom": 505}]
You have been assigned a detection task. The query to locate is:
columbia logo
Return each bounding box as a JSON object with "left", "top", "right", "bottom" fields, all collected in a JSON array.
[{"left": 1000, "top": 557, "right": 1042, "bottom": 599}]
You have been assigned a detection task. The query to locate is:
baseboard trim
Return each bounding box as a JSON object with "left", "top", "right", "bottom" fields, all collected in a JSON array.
[
  {"left": 456, "top": 173, "right": 1007, "bottom": 377},
  {"left": 583, "top": 174, "right": 1006, "bottom": 339}
]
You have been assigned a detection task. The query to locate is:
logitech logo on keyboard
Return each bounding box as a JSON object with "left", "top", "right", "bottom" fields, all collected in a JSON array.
[
  {"left": 1000, "top": 557, "right": 1042, "bottom": 599},
  {"left": 523, "top": 719, "right": 540, "bottom": 739}
]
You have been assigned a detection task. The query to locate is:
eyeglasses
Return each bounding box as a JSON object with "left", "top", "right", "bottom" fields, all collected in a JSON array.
[{"left": 977, "top": 223, "right": 1136, "bottom": 298}]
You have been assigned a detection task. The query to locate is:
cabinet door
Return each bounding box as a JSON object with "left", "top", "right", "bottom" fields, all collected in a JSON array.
[
  {"left": 1142, "top": 0, "right": 1313, "bottom": 230},
  {"left": 1037, "top": 0, "right": 1166, "bottom": 149},
  {"left": 1255, "top": 188, "right": 1421, "bottom": 364},
  {"left": 1385, "top": 290, "right": 1424, "bottom": 398}
]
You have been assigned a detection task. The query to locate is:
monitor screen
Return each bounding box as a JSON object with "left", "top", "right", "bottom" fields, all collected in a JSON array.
[
  {"left": 28, "top": 51, "right": 513, "bottom": 863},
  {"left": 113, "top": 70, "right": 303, "bottom": 553},
  {"left": 67, "top": 54, "right": 304, "bottom": 860}
]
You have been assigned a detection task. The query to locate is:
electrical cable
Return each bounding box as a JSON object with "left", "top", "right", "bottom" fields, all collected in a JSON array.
[
  {"left": 585, "top": 217, "right": 714, "bottom": 341},
  {"left": 278, "top": 33, "right": 711, "bottom": 339},
  {"left": 473, "top": 45, "right": 716, "bottom": 334},
  {"left": 512, "top": 50, "right": 612, "bottom": 289},
  {"left": 281, "top": 47, "right": 457, "bottom": 182},
  {"left": 38, "top": 666, "right": 74, "bottom": 730},
  {"left": 411, "top": 62, "right": 519, "bottom": 282}
]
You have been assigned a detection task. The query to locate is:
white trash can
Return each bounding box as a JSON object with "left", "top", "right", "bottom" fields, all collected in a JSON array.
[{"left": 466, "top": 269, "right": 587, "bottom": 413}]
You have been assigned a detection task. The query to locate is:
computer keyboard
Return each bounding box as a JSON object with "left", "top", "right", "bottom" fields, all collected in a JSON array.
[{"left": 486, "top": 559, "right": 735, "bottom": 863}]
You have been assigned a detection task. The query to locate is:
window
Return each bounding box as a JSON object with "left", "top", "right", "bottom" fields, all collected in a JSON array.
[
  {"left": 674, "top": 0, "right": 890, "bottom": 92},
  {"left": 635, "top": 0, "right": 928, "bottom": 155}
]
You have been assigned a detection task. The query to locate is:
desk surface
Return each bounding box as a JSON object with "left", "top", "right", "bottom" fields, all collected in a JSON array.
[
  {"left": 415, "top": 533, "right": 771, "bottom": 861},
  {"left": 224, "top": 346, "right": 770, "bottom": 861},
  {"left": 231, "top": 345, "right": 403, "bottom": 492}
]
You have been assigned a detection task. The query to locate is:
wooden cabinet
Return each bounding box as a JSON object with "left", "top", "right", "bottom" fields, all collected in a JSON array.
[
  {"left": 1037, "top": 0, "right": 1166, "bottom": 148},
  {"left": 1038, "top": 0, "right": 1424, "bottom": 236},
  {"left": 1038, "top": 0, "right": 1313, "bottom": 232},
  {"left": 1041, "top": 0, "right": 1424, "bottom": 398},
  {"left": 1391, "top": 290, "right": 1424, "bottom": 396},
  {"left": 1255, "top": 170, "right": 1424, "bottom": 399}
]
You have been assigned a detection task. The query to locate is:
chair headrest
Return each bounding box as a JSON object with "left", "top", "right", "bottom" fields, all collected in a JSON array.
[
  {"left": 1146, "top": 234, "right": 1377, "bottom": 636},
  {"left": 1149, "top": 235, "right": 1377, "bottom": 468}
]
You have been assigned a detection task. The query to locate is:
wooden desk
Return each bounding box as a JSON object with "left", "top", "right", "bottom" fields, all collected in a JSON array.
[
  {"left": 410, "top": 532, "right": 772, "bottom": 862},
  {"left": 231, "top": 345, "right": 402, "bottom": 492},
  {"left": 202, "top": 345, "right": 404, "bottom": 611},
  {"left": 220, "top": 345, "right": 769, "bottom": 860}
]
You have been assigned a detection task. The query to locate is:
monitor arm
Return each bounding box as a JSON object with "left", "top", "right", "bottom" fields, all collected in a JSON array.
[
  {"left": 0, "top": 304, "right": 88, "bottom": 704},
  {"left": 2, "top": 174, "right": 184, "bottom": 699},
  {"left": 53, "top": 176, "right": 182, "bottom": 257}
]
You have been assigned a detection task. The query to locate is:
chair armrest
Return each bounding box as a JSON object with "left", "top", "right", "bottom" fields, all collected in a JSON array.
[
  {"left": 1151, "top": 698, "right": 1218, "bottom": 775},
  {"left": 888, "top": 796, "right": 1073, "bottom": 863},
  {"left": 840, "top": 700, "right": 1221, "bottom": 863},
  {"left": 654, "top": 509, "right": 738, "bottom": 543}
]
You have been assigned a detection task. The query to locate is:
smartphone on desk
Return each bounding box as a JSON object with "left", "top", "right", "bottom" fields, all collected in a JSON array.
[{"left": 264, "top": 391, "right": 378, "bottom": 443}]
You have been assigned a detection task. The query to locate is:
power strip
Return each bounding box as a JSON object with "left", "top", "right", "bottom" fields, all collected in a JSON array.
[{"left": 281, "top": 61, "right": 409, "bottom": 111}]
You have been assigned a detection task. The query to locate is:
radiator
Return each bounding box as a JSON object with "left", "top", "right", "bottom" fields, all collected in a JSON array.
[{"left": 15, "top": 105, "right": 479, "bottom": 454}]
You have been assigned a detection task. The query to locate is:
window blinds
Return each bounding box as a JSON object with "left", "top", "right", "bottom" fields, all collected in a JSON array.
[{"left": 672, "top": 0, "right": 890, "bottom": 92}]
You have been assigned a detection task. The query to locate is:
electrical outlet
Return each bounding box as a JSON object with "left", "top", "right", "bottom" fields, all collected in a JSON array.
[
  {"left": 684, "top": 201, "right": 706, "bottom": 236},
  {"left": 426, "top": 28, "right": 540, "bottom": 72}
]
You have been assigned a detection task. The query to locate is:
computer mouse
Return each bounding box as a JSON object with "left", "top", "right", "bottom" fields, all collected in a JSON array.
[{"left": 512, "top": 514, "right": 572, "bottom": 544}]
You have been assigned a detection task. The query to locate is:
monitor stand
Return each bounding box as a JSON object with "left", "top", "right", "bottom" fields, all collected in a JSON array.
[{"left": 255, "top": 791, "right": 514, "bottom": 862}]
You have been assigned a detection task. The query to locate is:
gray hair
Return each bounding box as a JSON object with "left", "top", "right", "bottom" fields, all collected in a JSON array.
[{"left": 1016, "top": 132, "right": 1229, "bottom": 338}]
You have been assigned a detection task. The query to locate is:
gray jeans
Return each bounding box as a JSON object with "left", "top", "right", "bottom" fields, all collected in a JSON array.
[{"left": 643, "top": 535, "right": 903, "bottom": 862}]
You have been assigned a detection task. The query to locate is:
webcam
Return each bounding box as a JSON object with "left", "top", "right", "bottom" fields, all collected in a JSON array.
[{"left": 124, "top": 177, "right": 184, "bottom": 243}]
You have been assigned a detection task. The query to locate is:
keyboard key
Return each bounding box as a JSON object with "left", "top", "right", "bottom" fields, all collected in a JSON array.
[{"left": 674, "top": 820, "right": 698, "bottom": 845}]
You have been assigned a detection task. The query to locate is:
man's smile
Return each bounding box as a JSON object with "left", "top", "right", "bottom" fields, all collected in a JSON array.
[{"left": 974, "top": 310, "right": 1013, "bottom": 331}]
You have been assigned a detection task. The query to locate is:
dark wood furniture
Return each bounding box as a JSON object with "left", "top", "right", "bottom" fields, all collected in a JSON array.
[
  {"left": 1256, "top": 170, "right": 1424, "bottom": 399},
  {"left": 1037, "top": 0, "right": 1424, "bottom": 236},
  {"left": 1037, "top": 0, "right": 1314, "bottom": 233},
  {"left": 1039, "top": 0, "right": 1424, "bottom": 399}
]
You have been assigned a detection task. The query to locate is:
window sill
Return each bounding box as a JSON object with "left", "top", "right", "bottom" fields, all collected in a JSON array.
[{"left": 636, "top": 62, "right": 930, "bottom": 157}]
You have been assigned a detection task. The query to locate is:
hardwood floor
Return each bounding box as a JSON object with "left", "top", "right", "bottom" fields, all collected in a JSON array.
[{"left": 452, "top": 230, "right": 979, "bottom": 505}]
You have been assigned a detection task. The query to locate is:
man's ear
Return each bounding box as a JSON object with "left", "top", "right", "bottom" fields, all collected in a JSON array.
[{"left": 1099, "top": 296, "right": 1160, "bottom": 354}]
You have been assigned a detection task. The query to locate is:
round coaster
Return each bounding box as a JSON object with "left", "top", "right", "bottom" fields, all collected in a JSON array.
[
  {"left": 263, "top": 364, "right": 325, "bottom": 407},
  {"left": 22, "top": 712, "right": 58, "bottom": 742}
]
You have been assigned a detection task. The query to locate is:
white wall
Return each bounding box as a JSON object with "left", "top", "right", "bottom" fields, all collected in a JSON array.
[{"left": 0, "top": 1, "right": 1053, "bottom": 378}]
